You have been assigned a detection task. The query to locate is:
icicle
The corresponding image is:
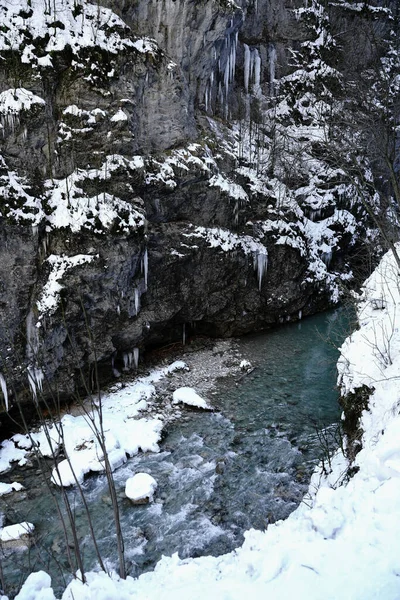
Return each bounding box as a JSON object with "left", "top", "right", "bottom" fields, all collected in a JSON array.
[
  {"left": 253, "top": 252, "right": 268, "bottom": 291},
  {"left": 134, "top": 288, "right": 140, "bottom": 315},
  {"left": 310, "top": 208, "right": 322, "bottom": 222},
  {"left": 268, "top": 44, "right": 277, "bottom": 94},
  {"left": 218, "top": 82, "right": 224, "bottom": 106},
  {"left": 244, "top": 44, "right": 251, "bottom": 93},
  {"left": 27, "top": 367, "right": 44, "bottom": 402},
  {"left": 36, "top": 369, "right": 44, "bottom": 392},
  {"left": 26, "top": 309, "right": 39, "bottom": 360},
  {"left": 144, "top": 249, "right": 148, "bottom": 289},
  {"left": 0, "top": 373, "right": 8, "bottom": 411},
  {"left": 133, "top": 348, "right": 139, "bottom": 369},
  {"left": 112, "top": 355, "right": 121, "bottom": 377},
  {"left": 249, "top": 50, "right": 254, "bottom": 81},
  {"left": 254, "top": 50, "right": 261, "bottom": 94},
  {"left": 182, "top": 324, "right": 186, "bottom": 346},
  {"left": 41, "top": 234, "right": 49, "bottom": 259},
  {"left": 224, "top": 52, "right": 230, "bottom": 99},
  {"left": 298, "top": 310, "right": 302, "bottom": 320},
  {"left": 123, "top": 351, "right": 133, "bottom": 370},
  {"left": 230, "top": 32, "right": 238, "bottom": 82}
]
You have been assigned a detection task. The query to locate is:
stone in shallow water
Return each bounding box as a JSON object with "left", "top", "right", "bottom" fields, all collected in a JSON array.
[
  {"left": 125, "top": 473, "right": 157, "bottom": 504},
  {"left": 172, "top": 387, "right": 212, "bottom": 410},
  {"left": 0, "top": 521, "right": 34, "bottom": 549}
]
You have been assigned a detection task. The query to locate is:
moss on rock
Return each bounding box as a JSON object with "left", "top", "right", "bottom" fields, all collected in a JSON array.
[{"left": 340, "top": 384, "right": 374, "bottom": 463}]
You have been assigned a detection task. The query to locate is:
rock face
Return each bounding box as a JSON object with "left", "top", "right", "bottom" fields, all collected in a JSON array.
[{"left": 0, "top": 0, "right": 396, "bottom": 416}]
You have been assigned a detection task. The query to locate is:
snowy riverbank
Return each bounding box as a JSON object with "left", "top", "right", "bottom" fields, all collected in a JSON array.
[{"left": 5, "top": 247, "right": 400, "bottom": 599}]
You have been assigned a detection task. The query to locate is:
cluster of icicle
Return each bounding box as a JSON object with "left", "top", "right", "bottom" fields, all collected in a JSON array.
[{"left": 203, "top": 15, "right": 278, "bottom": 115}]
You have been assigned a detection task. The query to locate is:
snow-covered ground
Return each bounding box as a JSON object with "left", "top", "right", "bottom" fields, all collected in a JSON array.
[{"left": 8, "top": 246, "right": 400, "bottom": 599}]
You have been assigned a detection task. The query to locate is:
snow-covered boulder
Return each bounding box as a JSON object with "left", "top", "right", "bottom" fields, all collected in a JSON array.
[
  {"left": 172, "top": 387, "right": 212, "bottom": 410},
  {"left": 0, "top": 522, "right": 34, "bottom": 548},
  {"left": 125, "top": 473, "right": 157, "bottom": 504}
]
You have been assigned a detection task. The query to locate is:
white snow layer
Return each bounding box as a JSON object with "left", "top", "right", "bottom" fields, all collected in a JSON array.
[
  {"left": 125, "top": 473, "right": 157, "bottom": 503},
  {"left": 0, "top": 0, "right": 158, "bottom": 69},
  {"left": 36, "top": 254, "right": 97, "bottom": 320},
  {"left": 0, "top": 88, "right": 45, "bottom": 115},
  {"left": 0, "top": 481, "right": 23, "bottom": 496},
  {"left": 45, "top": 157, "right": 146, "bottom": 234},
  {"left": 10, "top": 246, "right": 400, "bottom": 599},
  {"left": 0, "top": 522, "right": 34, "bottom": 543},
  {"left": 14, "top": 571, "right": 56, "bottom": 600},
  {"left": 0, "top": 361, "right": 187, "bottom": 488},
  {"left": 172, "top": 387, "right": 211, "bottom": 410}
]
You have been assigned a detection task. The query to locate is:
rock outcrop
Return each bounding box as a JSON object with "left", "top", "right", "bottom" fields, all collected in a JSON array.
[{"left": 0, "top": 0, "right": 396, "bottom": 416}]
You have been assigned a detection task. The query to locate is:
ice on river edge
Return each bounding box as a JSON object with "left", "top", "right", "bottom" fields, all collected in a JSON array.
[{"left": 8, "top": 246, "right": 400, "bottom": 599}]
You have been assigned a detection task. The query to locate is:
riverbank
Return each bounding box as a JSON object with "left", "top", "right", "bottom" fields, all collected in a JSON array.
[{"left": 9, "top": 246, "right": 400, "bottom": 600}]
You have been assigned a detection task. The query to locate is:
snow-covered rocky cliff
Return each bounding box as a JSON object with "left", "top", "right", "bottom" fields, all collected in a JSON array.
[{"left": 0, "top": 0, "right": 397, "bottom": 413}]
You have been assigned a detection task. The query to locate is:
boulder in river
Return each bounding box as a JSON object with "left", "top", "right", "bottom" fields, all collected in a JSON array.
[
  {"left": 0, "top": 521, "right": 34, "bottom": 549},
  {"left": 125, "top": 473, "right": 158, "bottom": 504}
]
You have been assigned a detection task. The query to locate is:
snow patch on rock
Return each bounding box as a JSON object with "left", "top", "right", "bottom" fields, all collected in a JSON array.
[
  {"left": 172, "top": 387, "right": 211, "bottom": 410},
  {"left": 125, "top": 473, "right": 158, "bottom": 504}
]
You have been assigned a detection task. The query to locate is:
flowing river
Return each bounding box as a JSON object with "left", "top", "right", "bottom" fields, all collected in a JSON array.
[{"left": 0, "top": 308, "right": 352, "bottom": 597}]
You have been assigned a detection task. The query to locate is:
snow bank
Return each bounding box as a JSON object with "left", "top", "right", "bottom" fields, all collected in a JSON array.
[
  {"left": 172, "top": 387, "right": 211, "bottom": 410},
  {"left": 125, "top": 473, "right": 157, "bottom": 503},
  {"left": 338, "top": 246, "right": 400, "bottom": 394},
  {"left": 15, "top": 571, "right": 56, "bottom": 600},
  {"left": 0, "top": 361, "right": 188, "bottom": 488}
]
